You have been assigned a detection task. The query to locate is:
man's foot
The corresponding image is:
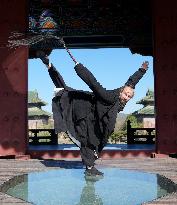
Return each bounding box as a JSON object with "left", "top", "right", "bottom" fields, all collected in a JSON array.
[
  {"left": 36, "top": 50, "right": 49, "bottom": 66},
  {"left": 85, "top": 166, "right": 104, "bottom": 177}
]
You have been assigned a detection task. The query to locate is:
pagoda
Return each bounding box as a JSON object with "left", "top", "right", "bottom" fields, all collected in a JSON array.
[
  {"left": 133, "top": 89, "right": 155, "bottom": 128},
  {"left": 28, "top": 90, "right": 52, "bottom": 129}
]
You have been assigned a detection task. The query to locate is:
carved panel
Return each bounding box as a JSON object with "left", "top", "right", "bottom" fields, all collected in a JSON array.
[{"left": 28, "top": 0, "right": 152, "bottom": 56}]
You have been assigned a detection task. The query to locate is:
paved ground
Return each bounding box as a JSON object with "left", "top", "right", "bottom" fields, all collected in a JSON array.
[{"left": 0, "top": 157, "right": 177, "bottom": 205}]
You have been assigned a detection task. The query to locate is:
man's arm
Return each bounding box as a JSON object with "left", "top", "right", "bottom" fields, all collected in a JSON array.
[
  {"left": 74, "top": 63, "right": 117, "bottom": 104},
  {"left": 125, "top": 61, "right": 149, "bottom": 88}
]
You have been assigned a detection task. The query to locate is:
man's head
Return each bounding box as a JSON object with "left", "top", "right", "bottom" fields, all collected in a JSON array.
[{"left": 119, "top": 86, "right": 134, "bottom": 104}]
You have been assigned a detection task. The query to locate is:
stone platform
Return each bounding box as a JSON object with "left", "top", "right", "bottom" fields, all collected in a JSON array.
[{"left": 0, "top": 157, "right": 177, "bottom": 205}]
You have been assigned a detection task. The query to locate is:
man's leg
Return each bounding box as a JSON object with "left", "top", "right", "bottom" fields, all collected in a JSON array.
[
  {"left": 75, "top": 119, "right": 103, "bottom": 176},
  {"left": 67, "top": 131, "right": 81, "bottom": 148},
  {"left": 80, "top": 146, "right": 95, "bottom": 167},
  {"left": 80, "top": 147, "right": 103, "bottom": 176},
  {"left": 36, "top": 50, "right": 67, "bottom": 89},
  {"left": 80, "top": 146, "right": 103, "bottom": 177}
]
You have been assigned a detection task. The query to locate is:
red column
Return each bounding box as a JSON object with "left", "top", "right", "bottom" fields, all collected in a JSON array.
[
  {"left": 0, "top": 0, "right": 28, "bottom": 156},
  {"left": 153, "top": 0, "right": 177, "bottom": 154}
]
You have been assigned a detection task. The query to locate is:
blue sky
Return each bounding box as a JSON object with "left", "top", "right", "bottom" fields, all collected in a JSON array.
[{"left": 28, "top": 48, "right": 153, "bottom": 114}]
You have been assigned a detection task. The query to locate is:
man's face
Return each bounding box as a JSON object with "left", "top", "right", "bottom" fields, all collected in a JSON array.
[{"left": 119, "top": 86, "right": 134, "bottom": 103}]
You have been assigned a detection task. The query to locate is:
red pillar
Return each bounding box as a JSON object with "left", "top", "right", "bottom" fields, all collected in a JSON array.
[
  {"left": 153, "top": 0, "right": 177, "bottom": 154},
  {"left": 0, "top": 0, "right": 28, "bottom": 156}
]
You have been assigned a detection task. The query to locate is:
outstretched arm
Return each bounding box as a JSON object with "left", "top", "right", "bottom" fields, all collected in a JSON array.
[
  {"left": 74, "top": 63, "right": 117, "bottom": 104},
  {"left": 125, "top": 61, "right": 149, "bottom": 88}
]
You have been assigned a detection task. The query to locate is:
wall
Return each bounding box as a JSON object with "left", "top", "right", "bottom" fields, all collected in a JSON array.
[
  {"left": 0, "top": 0, "right": 28, "bottom": 156},
  {"left": 153, "top": 0, "right": 177, "bottom": 153}
]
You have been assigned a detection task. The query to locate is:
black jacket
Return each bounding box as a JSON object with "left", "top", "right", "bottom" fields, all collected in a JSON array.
[{"left": 49, "top": 63, "right": 146, "bottom": 152}]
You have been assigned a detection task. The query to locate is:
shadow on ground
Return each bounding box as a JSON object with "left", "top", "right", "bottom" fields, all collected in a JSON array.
[{"left": 41, "top": 159, "right": 84, "bottom": 169}]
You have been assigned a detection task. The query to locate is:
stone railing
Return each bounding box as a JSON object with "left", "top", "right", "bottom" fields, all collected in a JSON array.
[
  {"left": 29, "top": 129, "right": 58, "bottom": 145},
  {"left": 127, "top": 120, "right": 155, "bottom": 144}
]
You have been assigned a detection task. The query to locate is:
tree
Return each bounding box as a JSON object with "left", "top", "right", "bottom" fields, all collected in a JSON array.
[
  {"left": 109, "top": 115, "right": 143, "bottom": 144},
  {"left": 122, "top": 115, "right": 143, "bottom": 130},
  {"left": 109, "top": 131, "right": 127, "bottom": 144}
]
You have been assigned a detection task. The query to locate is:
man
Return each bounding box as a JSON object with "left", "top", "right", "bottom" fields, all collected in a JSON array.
[{"left": 37, "top": 51, "right": 149, "bottom": 176}]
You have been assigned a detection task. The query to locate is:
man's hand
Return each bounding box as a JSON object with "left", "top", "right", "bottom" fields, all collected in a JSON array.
[{"left": 141, "top": 61, "right": 149, "bottom": 71}]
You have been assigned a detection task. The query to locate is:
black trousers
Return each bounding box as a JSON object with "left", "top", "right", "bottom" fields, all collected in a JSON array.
[
  {"left": 75, "top": 118, "right": 97, "bottom": 167},
  {"left": 50, "top": 68, "right": 97, "bottom": 167},
  {"left": 80, "top": 146, "right": 96, "bottom": 167}
]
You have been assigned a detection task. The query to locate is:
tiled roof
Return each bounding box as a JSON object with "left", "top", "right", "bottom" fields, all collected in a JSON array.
[
  {"left": 133, "top": 105, "right": 155, "bottom": 115},
  {"left": 28, "top": 90, "right": 47, "bottom": 105},
  {"left": 136, "top": 89, "right": 154, "bottom": 105},
  {"left": 28, "top": 107, "right": 51, "bottom": 117},
  {"left": 133, "top": 89, "right": 155, "bottom": 115}
]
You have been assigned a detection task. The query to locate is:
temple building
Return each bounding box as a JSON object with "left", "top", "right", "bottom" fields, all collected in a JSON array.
[
  {"left": 28, "top": 90, "right": 53, "bottom": 129},
  {"left": 132, "top": 89, "right": 155, "bottom": 128},
  {"left": 1, "top": 0, "right": 177, "bottom": 158}
]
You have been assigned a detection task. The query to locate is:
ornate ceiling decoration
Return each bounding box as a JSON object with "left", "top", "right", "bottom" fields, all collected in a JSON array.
[{"left": 29, "top": 0, "right": 152, "bottom": 57}]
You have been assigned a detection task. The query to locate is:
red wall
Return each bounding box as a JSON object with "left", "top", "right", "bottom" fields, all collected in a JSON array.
[
  {"left": 153, "top": 0, "right": 177, "bottom": 154},
  {"left": 0, "top": 0, "right": 28, "bottom": 156}
]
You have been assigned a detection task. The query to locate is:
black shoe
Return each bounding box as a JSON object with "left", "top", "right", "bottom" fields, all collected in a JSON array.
[
  {"left": 41, "top": 56, "right": 49, "bottom": 66},
  {"left": 85, "top": 167, "right": 104, "bottom": 177},
  {"left": 36, "top": 50, "right": 49, "bottom": 66}
]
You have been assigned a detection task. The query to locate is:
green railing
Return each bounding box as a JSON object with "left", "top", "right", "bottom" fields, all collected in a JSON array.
[
  {"left": 127, "top": 120, "right": 155, "bottom": 144},
  {"left": 29, "top": 129, "right": 58, "bottom": 145}
]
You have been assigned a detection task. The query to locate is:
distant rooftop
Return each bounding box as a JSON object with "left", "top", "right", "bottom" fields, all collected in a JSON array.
[
  {"left": 133, "top": 89, "right": 154, "bottom": 115},
  {"left": 28, "top": 90, "right": 51, "bottom": 117},
  {"left": 133, "top": 105, "right": 155, "bottom": 115},
  {"left": 28, "top": 107, "right": 51, "bottom": 117},
  {"left": 28, "top": 90, "right": 47, "bottom": 106},
  {"left": 136, "top": 89, "right": 154, "bottom": 105}
]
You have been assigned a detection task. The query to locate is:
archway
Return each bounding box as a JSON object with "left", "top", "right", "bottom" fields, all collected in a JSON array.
[{"left": 0, "top": 0, "right": 177, "bottom": 158}]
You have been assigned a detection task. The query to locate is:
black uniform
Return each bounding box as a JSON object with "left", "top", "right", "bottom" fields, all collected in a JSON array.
[{"left": 49, "top": 63, "right": 146, "bottom": 166}]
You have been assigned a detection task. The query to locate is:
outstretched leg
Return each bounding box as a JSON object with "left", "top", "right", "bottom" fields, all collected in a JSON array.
[{"left": 36, "top": 50, "right": 67, "bottom": 88}]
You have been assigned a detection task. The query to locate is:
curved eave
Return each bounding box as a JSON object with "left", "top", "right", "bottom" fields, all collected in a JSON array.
[
  {"left": 28, "top": 107, "right": 51, "bottom": 117},
  {"left": 28, "top": 102, "right": 47, "bottom": 106},
  {"left": 133, "top": 105, "right": 155, "bottom": 115}
]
